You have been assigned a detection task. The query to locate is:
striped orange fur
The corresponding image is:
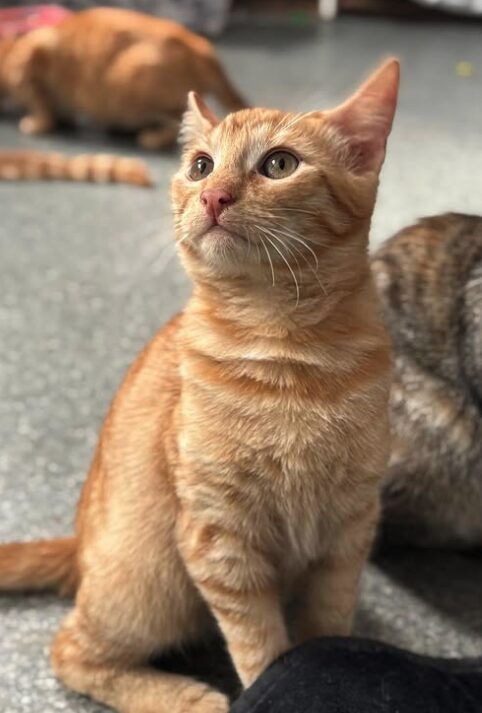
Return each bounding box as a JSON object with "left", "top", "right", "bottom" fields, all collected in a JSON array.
[
  {"left": 0, "top": 60, "right": 399, "bottom": 713},
  {"left": 0, "top": 149, "right": 152, "bottom": 186}
]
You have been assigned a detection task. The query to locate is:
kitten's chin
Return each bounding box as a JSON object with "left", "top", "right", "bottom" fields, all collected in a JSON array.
[
  {"left": 196, "top": 226, "right": 249, "bottom": 266},
  {"left": 179, "top": 226, "right": 257, "bottom": 279},
  {"left": 201, "top": 225, "right": 246, "bottom": 248}
]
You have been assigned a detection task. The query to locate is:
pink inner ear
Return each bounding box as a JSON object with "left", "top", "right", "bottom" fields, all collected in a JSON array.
[
  {"left": 180, "top": 92, "right": 220, "bottom": 145},
  {"left": 187, "top": 91, "right": 219, "bottom": 129},
  {"left": 326, "top": 60, "right": 400, "bottom": 173},
  {"left": 330, "top": 106, "right": 391, "bottom": 173}
]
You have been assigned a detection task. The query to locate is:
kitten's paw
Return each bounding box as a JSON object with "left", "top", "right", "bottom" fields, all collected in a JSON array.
[
  {"left": 19, "top": 115, "right": 53, "bottom": 135},
  {"left": 178, "top": 685, "right": 229, "bottom": 713}
]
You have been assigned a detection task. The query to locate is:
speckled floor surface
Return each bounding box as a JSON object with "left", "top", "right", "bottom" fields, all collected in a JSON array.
[{"left": 1, "top": 14, "right": 482, "bottom": 713}]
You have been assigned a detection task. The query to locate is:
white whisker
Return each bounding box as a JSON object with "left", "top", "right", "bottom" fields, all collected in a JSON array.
[
  {"left": 256, "top": 229, "right": 276, "bottom": 287},
  {"left": 266, "top": 216, "right": 331, "bottom": 250},
  {"left": 247, "top": 226, "right": 262, "bottom": 265},
  {"left": 261, "top": 225, "right": 327, "bottom": 296},
  {"left": 268, "top": 207, "right": 320, "bottom": 217},
  {"left": 260, "top": 230, "right": 300, "bottom": 306},
  {"left": 249, "top": 212, "right": 326, "bottom": 248},
  {"left": 267, "top": 224, "right": 320, "bottom": 269},
  {"left": 263, "top": 229, "right": 303, "bottom": 289}
]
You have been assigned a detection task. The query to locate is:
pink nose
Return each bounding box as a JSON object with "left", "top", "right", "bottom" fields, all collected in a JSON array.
[{"left": 200, "top": 189, "right": 234, "bottom": 221}]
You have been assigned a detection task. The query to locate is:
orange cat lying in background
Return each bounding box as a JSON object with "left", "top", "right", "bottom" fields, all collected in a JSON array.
[
  {"left": 0, "top": 60, "right": 399, "bottom": 713},
  {"left": 0, "top": 7, "right": 247, "bottom": 148}
]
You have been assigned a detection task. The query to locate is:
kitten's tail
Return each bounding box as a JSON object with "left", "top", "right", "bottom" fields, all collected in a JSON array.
[
  {"left": 0, "top": 537, "right": 78, "bottom": 597},
  {"left": 202, "top": 51, "right": 249, "bottom": 113},
  {"left": 0, "top": 150, "right": 152, "bottom": 187}
]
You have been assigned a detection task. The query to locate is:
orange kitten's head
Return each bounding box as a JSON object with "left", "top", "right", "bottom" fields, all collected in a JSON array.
[{"left": 171, "top": 59, "right": 399, "bottom": 291}]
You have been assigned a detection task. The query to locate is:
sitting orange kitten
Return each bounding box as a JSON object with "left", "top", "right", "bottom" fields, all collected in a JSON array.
[
  {"left": 0, "top": 7, "right": 247, "bottom": 149},
  {"left": 0, "top": 60, "right": 399, "bottom": 712}
]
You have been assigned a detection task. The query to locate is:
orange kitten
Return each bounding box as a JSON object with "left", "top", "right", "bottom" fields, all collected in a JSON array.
[
  {"left": 0, "top": 59, "right": 399, "bottom": 713},
  {"left": 0, "top": 8, "right": 247, "bottom": 149}
]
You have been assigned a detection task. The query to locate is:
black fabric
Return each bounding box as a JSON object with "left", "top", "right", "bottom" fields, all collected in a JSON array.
[{"left": 231, "top": 638, "right": 482, "bottom": 713}]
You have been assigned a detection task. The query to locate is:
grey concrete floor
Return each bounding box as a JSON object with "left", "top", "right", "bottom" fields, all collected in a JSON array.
[{"left": 1, "top": 14, "right": 482, "bottom": 713}]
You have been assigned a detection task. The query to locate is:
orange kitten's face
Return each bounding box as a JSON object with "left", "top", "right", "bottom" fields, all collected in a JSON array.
[
  {"left": 172, "top": 110, "right": 353, "bottom": 278},
  {"left": 171, "top": 60, "right": 399, "bottom": 284}
]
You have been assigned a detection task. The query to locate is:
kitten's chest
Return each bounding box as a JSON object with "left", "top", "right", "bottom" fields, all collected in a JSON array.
[
  {"left": 180, "top": 346, "right": 386, "bottom": 568},
  {"left": 183, "top": 352, "right": 361, "bottom": 493},
  {"left": 259, "top": 430, "right": 351, "bottom": 569},
  {"left": 234, "top": 405, "right": 356, "bottom": 568}
]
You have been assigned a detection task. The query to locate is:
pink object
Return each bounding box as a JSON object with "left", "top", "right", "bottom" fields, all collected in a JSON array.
[
  {"left": 0, "top": 5, "right": 71, "bottom": 40},
  {"left": 201, "top": 189, "right": 235, "bottom": 221}
]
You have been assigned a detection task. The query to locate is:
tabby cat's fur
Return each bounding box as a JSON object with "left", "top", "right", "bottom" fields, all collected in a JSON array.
[{"left": 373, "top": 213, "right": 482, "bottom": 548}]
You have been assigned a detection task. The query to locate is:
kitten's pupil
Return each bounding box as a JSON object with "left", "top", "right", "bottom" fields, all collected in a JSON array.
[{"left": 279, "top": 158, "right": 285, "bottom": 170}]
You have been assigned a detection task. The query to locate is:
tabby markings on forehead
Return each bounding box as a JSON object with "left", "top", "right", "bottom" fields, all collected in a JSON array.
[{"left": 209, "top": 121, "right": 297, "bottom": 174}]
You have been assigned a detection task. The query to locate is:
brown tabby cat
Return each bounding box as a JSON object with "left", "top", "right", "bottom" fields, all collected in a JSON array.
[
  {"left": 0, "top": 149, "right": 151, "bottom": 185},
  {"left": 372, "top": 213, "right": 482, "bottom": 548},
  {"left": 0, "top": 7, "right": 247, "bottom": 149},
  {"left": 0, "top": 59, "right": 399, "bottom": 713}
]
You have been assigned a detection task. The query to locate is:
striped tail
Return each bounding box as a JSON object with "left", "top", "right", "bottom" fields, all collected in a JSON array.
[
  {"left": 0, "top": 537, "right": 78, "bottom": 597},
  {"left": 0, "top": 150, "right": 152, "bottom": 187},
  {"left": 206, "top": 57, "right": 249, "bottom": 112}
]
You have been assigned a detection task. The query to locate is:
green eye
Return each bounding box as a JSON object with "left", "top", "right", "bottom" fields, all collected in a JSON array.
[
  {"left": 261, "top": 150, "right": 299, "bottom": 180},
  {"left": 188, "top": 155, "right": 214, "bottom": 181}
]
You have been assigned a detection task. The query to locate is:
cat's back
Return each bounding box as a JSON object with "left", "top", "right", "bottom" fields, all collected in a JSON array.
[
  {"left": 29, "top": 7, "right": 218, "bottom": 124},
  {"left": 56, "top": 8, "right": 212, "bottom": 56},
  {"left": 5, "top": 7, "right": 216, "bottom": 101},
  {"left": 375, "top": 214, "right": 482, "bottom": 547},
  {"left": 372, "top": 213, "right": 482, "bottom": 380},
  {"left": 372, "top": 212, "right": 482, "bottom": 325}
]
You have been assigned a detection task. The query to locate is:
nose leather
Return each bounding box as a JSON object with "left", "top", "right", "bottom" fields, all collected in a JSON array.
[{"left": 200, "top": 189, "right": 234, "bottom": 221}]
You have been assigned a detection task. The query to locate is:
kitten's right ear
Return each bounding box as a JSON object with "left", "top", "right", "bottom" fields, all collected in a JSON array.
[{"left": 179, "top": 92, "right": 219, "bottom": 145}]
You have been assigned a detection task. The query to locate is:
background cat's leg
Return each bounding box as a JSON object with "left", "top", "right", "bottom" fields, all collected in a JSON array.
[
  {"left": 137, "top": 124, "right": 179, "bottom": 150},
  {"left": 294, "top": 498, "right": 379, "bottom": 644},
  {"left": 178, "top": 515, "right": 290, "bottom": 689},
  {"left": 9, "top": 29, "right": 58, "bottom": 135},
  {"left": 17, "top": 81, "right": 56, "bottom": 135}
]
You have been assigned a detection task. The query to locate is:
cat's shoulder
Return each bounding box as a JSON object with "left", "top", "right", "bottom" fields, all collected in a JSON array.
[{"left": 374, "top": 212, "right": 482, "bottom": 263}]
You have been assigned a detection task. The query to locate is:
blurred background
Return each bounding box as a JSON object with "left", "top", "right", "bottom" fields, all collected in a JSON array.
[{"left": 0, "top": 2, "right": 481, "bottom": 712}]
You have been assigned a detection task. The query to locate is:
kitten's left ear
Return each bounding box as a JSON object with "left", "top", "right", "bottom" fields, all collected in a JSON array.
[
  {"left": 325, "top": 58, "right": 400, "bottom": 174},
  {"left": 179, "top": 92, "right": 220, "bottom": 144}
]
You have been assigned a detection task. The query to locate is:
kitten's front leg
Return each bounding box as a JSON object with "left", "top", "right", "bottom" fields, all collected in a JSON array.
[
  {"left": 178, "top": 512, "right": 290, "bottom": 688},
  {"left": 17, "top": 87, "right": 55, "bottom": 135},
  {"left": 19, "top": 112, "right": 54, "bottom": 136},
  {"left": 295, "top": 498, "right": 379, "bottom": 644}
]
